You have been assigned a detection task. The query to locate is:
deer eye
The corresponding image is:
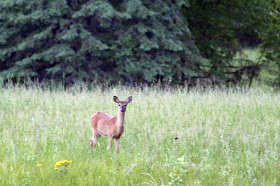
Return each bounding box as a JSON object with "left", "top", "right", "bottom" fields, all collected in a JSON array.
[{"left": 118, "top": 104, "right": 120, "bottom": 106}]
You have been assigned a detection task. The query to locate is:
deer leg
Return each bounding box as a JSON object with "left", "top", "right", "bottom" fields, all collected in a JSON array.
[
  {"left": 90, "top": 130, "right": 100, "bottom": 149},
  {"left": 90, "top": 137, "right": 96, "bottom": 148},
  {"left": 108, "top": 136, "right": 113, "bottom": 152},
  {"left": 116, "top": 138, "right": 120, "bottom": 153}
]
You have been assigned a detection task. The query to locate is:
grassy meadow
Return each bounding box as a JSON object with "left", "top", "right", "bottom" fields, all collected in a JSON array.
[{"left": 0, "top": 85, "right": 280, "bottom": 185}]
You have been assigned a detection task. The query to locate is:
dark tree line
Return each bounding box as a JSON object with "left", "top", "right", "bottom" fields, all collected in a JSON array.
[{"left": 0, "top": 0, "right": 279, "bottom": 87}]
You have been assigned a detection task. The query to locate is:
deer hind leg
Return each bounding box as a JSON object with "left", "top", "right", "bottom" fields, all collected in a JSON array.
[
  {"left": 90, "top": 129, "right": 100, "bottom": 149},
  {"left": 90, "top": 137, "right": 96, "bottom": 149}
]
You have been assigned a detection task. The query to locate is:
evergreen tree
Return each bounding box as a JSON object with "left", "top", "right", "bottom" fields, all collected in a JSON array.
[{"left": 0, "top": 0, "right": 205, "bottom": 85}]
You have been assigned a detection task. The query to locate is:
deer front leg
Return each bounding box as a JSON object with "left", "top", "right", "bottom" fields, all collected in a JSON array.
[
  {"left": 116, "top": 138, "right": 120, "bottom": 153},
  {"left": 108, "top": 136, "right": 113, "bottom": 152}
]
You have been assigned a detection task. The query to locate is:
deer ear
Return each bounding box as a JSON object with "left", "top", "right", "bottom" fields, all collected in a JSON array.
[
  {"left": 113, "top": 96, "right": 120, "bottom": 103},
  {"left": 126, "top": 96, "right": 133, "bottom": 103}
]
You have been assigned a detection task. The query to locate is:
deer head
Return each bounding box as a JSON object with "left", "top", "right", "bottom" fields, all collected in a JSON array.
[{"left": 113, "top": 96, "right": 133, "bottom": 113}]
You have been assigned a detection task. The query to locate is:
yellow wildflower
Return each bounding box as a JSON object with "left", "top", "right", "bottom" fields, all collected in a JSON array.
[
  {"left": 36, "top": 164, "right": 42, "bottom": 167},
  {"left": 54, "top": 160, "right": 72, "bottom": 171}
]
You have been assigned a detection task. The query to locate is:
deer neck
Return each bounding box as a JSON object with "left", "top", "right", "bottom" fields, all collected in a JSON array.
[{"left": 116, "top": 111, "right": 125, "bottom": 128}]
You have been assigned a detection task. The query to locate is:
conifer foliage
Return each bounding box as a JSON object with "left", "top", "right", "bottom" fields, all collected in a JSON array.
[{"left": 0, "top": 0, "right": 204, "bottom": 85}]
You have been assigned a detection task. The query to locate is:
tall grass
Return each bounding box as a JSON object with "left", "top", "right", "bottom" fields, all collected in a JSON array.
[{"left": 0, "top": 85, "right": 280, "bottom": 185}]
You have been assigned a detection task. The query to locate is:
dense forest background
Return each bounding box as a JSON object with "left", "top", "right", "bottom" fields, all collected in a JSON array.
[{"left": 0, "top": 0, "right": 279, "bottom": 87}]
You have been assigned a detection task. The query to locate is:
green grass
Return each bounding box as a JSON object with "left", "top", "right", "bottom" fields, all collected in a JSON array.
[{"left": 1, "top": 85, "right": 280, "bottom": 185}]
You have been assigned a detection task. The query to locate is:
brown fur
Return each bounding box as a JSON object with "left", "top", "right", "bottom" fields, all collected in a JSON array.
[{"left": 90, "top": 96, "right": 132, "bottom": 153}]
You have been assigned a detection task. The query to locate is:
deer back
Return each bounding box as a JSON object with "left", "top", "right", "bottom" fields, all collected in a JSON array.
[{"left": 91, "top": 112, "right": 117, "bottom": 136}]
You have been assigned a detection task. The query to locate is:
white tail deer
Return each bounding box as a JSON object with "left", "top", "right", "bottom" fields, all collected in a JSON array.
[{"left": 90, "top": 96, "right": 133, "bottom": 153}]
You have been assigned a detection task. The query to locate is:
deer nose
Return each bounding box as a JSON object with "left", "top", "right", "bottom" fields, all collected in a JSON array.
[{"left": 121, "top": 108, "right": 125, "bottom": 112}]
